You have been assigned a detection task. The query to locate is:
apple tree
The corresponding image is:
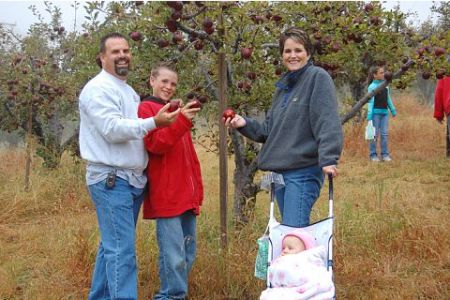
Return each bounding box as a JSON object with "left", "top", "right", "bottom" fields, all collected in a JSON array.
[
  {"left": 0, "top": 2, "right": 81, "bottom": 170},
  {"left": 51, "top": 1, "right": 449, "bottom": 224}
]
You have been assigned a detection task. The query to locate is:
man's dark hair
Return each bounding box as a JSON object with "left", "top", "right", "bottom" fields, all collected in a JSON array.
[{"left": 99, "top": 32, "right": 128, "bottom": 53}]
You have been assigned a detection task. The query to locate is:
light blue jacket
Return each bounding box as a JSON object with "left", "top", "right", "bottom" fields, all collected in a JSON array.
[{"left": 367, "top": 79, "right": 396, "bottom": 121}]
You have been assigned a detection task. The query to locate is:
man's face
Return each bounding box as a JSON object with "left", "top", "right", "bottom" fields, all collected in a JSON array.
[
  {"left": 150, "top": 68, "right": 178, "bottom": 102},
  {"left": 100, "top": 37, "right": 131, "bottom": 79}
]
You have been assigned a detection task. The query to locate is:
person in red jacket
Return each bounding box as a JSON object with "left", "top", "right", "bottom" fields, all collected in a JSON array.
[
  {"left": 434, "top": 76, "right": 450, "bottom": 157},
  {"left": 138, "top": 62, "right": 203, "bottom": 300}
]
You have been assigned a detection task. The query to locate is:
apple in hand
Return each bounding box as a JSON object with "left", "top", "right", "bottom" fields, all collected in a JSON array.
[
  {"left": 189, "top": 99, "right": 202, "bottom": 109},
  {"left": 222, "top": 108, "right": 236, "bottom": 120},
  {"left": 168, "top": 99, "right": 180, "bottom": 112}
]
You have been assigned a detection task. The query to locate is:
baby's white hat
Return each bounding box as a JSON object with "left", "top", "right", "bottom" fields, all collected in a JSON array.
[{"left": 282, "top": 228, "right": 316, "bottom": 250}]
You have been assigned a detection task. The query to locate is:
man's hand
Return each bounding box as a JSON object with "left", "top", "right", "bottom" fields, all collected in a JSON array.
[
  {"left": 223, "top": 114, "right": 246, "bottom": 128},
  {"left": 322, "top": 165, "right": 338, "bottom": 178},
  {"left": 181, "top": 100, "right": 201, "bottom": 120},
  {"left": 154, "top": 102, "right": 180, "bottom": 127}
]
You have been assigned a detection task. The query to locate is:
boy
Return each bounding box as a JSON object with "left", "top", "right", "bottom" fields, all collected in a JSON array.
[{"left": 138, "top": 62, "right": 203, "bottom": 300}]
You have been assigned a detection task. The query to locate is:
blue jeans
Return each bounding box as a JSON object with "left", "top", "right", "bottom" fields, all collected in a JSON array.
[
  {"left": 369, "top": 114, "right": 390, "bottom": 158},
  {"left": 154, "top": 210, "right": 197, "bottom": 300},
  {"left": 274, "top": 165, "right": 324, "bottom": 227},
  {"left": 88, "top": 177, "right": 144, "bottom": 300}
]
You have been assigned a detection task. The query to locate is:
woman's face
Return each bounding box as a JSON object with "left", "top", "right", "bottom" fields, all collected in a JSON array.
[{"left": 282, "top": 38, "right": 310, "bottom": 72}]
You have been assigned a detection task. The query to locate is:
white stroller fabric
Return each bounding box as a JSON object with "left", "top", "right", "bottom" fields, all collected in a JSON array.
[{"left": 259, "top": 172, "right": 335, "bottom": 300}]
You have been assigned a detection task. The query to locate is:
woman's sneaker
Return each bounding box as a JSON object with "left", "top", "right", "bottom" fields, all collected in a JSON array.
[
  {"left": 370, "top": 156, "right": 380, "bottom": 162},
  {"left": 382, "top": 155, "right": 392, "bottom": 162}
]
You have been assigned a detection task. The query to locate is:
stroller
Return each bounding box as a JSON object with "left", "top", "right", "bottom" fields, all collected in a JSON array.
[{"left": 256, "top": 172, "right": 335, "bottom": 297}]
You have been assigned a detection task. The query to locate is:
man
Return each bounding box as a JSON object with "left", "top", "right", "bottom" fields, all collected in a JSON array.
[
  {"left": 78, "top": 32, "right": 179, "bottom": 300},
  {"left": 434, "top": 76, "right": 450, "bottom": 157}
]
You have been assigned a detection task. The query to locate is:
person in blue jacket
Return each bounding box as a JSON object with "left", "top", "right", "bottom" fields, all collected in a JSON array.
[{"left": 367, "top": 66, "right": 397, "bottom": 162}]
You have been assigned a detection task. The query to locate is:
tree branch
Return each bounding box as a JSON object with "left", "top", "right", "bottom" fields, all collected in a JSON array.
[{"left": 341, "top": 60, "right": 415, "bottom": 124}]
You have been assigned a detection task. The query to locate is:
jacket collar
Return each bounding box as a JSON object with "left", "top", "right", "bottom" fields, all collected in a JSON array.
[
  {"left": 275, "top": 60, "right": 312, "bottom": 91},
  {"left": 141, "top": 95, "right": 166, "bottom": 104}
]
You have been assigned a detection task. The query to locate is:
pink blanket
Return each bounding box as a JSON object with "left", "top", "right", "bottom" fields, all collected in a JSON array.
[{"left": 260, "top": 246, "right": 335, "bottom": 300}]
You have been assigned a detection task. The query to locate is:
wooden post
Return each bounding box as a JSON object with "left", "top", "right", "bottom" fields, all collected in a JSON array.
[{"left": 218, "top": 13, "right": 228, "bottom": 248}]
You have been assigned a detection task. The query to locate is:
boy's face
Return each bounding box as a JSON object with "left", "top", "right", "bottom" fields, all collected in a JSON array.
[
  {"left": 281, "top": 236, "right": 306, "bottom": 256},
  {"left": 150, "top": 68, "right": 178, "bottom": 102}
]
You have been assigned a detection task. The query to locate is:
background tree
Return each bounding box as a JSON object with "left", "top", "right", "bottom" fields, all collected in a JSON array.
[{"left": 0, "top": 1, "right": 448, "bottom": 220}]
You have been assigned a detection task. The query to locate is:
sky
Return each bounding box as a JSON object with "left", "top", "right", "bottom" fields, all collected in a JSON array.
[{"left": 0, "top": 1, "right": 438, "bottom": 35}]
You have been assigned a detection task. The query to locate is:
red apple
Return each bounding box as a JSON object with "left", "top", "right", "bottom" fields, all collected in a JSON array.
[
  {"left": 364, "top": 3, "right": 374, "bottom": 12},
  {"left": 202, "top": 18, "right": 213, "bottom": 29},
  {"left": 434, "top": 47, "right": 446, "bottom": 57},
  {"left": 166, "top": 19, "right": 178, "bottom": 32},
  {"left": 194, "top": 40, "right": 204, "bottom": 50},
  {"left": 168, "top": 99, "right": 180, "bottom": 112},
  {"left": 129, "top": 31, "right": 142, "bottom": 41},
  {"left": 157, "top": 39, "right": 170, "bottom": 48},
  {"left": 272, "top": 15, "right": 282, "bottom": 22},
  {"left": 204, "top": 26, "right": 214, "bottom": 35},
  {"left": 198, "top": 95, "right": 208, "bottom": 104},
  {"left": 189, "top": 99, "right": 202, "bottom": 109},
  {"left": 384, "top": 71, "right": 393, "bottom": 81},
  {"left": 222, "top": 108, "right": 236, "bottom": 120},
  {"left": 246, "top": 72, "right": 257, "bottom": 80},
  {"left": 240, "top": 47, "right": 253, "bottom": 59}
]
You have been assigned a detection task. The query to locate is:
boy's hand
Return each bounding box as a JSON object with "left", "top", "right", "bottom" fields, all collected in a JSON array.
[
  {"left": 181, "top": 100, "right": 201, "bottom": 120},
  {"left": 154, "top": 102, "right": 180, "bottom": 127}
]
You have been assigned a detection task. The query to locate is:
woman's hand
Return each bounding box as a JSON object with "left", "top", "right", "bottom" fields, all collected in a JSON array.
[
  {"left": 322, "top": 165, "right": 338, "bottom": 178},
  {"left": 223, "top": 114, "right": 246, "bottom": 128}
]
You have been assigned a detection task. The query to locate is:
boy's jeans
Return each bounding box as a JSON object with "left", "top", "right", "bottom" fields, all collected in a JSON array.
[
  {"left": 88, "top": 177, "right": 144, "bottom": 300},
  {"left": 154, "top": 210, "right": 197, "bottom": 300},
  {"left": 370, "top": 114, "right": 390, "bottom": 158},
  {"left": 274, "top": 165, "right": 324, "bottom": 227}
]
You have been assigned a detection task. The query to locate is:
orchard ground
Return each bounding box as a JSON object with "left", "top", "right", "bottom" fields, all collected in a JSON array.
[{"left": 0, "top": 92, "right": 449, "bottom": 299}]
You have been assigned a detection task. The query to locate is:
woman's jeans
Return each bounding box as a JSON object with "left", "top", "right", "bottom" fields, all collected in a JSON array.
[
  {"left": 369, "top": 114, "right": 390, "bottom": 158},
  {"left": 154, "top": 210, "right": 197, "bottom": 300},
  {"left": 274, "top": 165, "right": 324, "bottom": 227},
  {"left": 88, "top": 177, "right": 144, "bottom": 300}
]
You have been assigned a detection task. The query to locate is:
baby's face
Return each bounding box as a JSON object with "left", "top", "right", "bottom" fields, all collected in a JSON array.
[{"left": 281, "top": 236, "right": 306, "bottom": 256}]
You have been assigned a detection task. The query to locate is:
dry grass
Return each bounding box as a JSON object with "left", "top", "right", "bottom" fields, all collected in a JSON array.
[{"left": 1, "top": 93, "right": 449, "bottom": 299}]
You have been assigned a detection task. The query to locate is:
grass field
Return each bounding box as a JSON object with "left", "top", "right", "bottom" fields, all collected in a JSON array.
[{"left": 0, "top": 93, "right": 449, "bottom": 299}]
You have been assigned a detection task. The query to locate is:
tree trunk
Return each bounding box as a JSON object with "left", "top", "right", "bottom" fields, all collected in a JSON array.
[{"left": 230, "top": 129, "right": 259, "bottom": 227}]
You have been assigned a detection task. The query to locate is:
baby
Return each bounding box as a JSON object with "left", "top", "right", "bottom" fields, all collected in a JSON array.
[{"left": 260, "top": 229, "right": 335, "bottom": 300}]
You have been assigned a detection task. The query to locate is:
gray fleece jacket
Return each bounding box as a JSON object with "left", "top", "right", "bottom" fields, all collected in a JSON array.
[{"left": 238, "top": 61, "right": 343, "bottom": 171}]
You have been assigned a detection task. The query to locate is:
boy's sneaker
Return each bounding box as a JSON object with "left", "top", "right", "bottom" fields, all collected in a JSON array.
[
  {"left": 382, "top": 155, "right": 392, "bottom": 162},
  {"left": 370, "top": 156, "right": 380, "bottom": 162}
]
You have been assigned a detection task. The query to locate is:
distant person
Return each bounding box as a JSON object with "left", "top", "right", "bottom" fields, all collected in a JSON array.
[
  {"left": 433, "top": 76, "right": 450, "bottom": 157},
  {"left": 366, "top": 66, "right": 397, "bottom": 162},
  {"left": 260, "top": 229, "right": 334, "bottom": 300},
  {"left": 138, "top": 63, "right": 203, "bottom": 300},
  {"left": 224, "top": 27, "right": 343, "bottom": 228},
  {"left": 78, "top": 33, "right": 179, "bottom": 300}
]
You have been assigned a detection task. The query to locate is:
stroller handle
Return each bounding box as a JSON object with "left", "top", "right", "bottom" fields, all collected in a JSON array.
[{"left": 328, "top": 174, "right": 333, "bottom": 201}]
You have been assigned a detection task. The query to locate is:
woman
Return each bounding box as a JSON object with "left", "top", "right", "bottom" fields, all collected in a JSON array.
[{"left": 224, "top": 27, "right": 343, "bottom": 227}]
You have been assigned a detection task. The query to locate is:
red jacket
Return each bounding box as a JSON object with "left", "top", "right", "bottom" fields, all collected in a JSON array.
[
  {"left": 434, "top": 76, "right": 450, "bottom": 120},
  {"left": 138, "top": 96, "right": 203, "bottom": 219}
]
